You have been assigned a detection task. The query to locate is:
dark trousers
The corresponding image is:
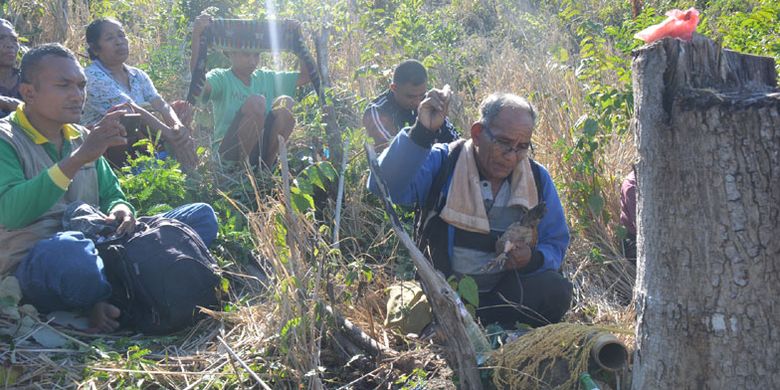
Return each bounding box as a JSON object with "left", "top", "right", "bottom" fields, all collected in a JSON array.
[{"left": 476, "top": 269, "right": 573, "bottom": 329}]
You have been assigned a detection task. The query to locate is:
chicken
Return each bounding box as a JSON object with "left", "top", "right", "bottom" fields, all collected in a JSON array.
[{"left": 481, "top": 202, "right": 547, "bottom": 272}]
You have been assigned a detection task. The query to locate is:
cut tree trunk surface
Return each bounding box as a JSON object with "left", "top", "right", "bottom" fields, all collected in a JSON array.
[{"left": 632, "top": 34, "right": 779, "bottom": 389}]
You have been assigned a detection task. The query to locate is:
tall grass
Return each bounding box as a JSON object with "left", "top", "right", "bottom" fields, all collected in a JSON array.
[{"left": 0, "top": 0, "right": 652, "bottom": 386}]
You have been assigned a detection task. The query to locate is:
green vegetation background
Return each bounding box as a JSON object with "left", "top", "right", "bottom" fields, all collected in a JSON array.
[{"left": 2, "top": 0, "right": 778, "bottom": 387}]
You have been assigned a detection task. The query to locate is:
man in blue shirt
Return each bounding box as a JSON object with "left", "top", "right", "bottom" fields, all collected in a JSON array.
[{"left": 369, "top": 90, "right": 572, "bottom": 329}]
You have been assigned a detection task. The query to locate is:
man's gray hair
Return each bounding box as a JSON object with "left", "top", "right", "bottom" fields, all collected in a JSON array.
[{"left": 478, "top": 93, "right": 536, "bottom": 127}]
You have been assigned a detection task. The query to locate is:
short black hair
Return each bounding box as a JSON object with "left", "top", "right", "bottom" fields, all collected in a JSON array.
[
  {"left": 392, "top": 59, "right": 427, "bottom": 86},
  {"left": 86, "top": 17, "right": 120, "bottom": 60},
  {"left": 20, "top": 43, "right": 77, "bottom": 84}
]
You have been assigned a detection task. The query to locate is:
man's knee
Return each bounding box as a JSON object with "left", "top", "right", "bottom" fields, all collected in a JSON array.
[
  {"left": 184, "top": 203, "right": 218, "bottom": 247},
  {"left": 16, "top": 232, "right": 111, "bottom": 311},
  {"left": 241, "top": 95, "right": 267, "bottom": 117},
  {"left": 269, "top": 96, "right": 296, "bottom": 140},
  {"left": 532, "top": 271, "right": 573, "bottom": 322},
  {"left": 272, "top": 95, "right": 295, "bottom": 112}
]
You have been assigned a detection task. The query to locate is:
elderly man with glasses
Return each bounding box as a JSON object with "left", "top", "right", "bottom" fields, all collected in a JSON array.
[{"left": 369, "top": 91, "right": 572, "bottom": 330}]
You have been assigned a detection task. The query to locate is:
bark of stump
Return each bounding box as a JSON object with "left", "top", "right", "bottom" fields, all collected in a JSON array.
[{"left": 631, "top": 34, "right": 780, "bottom": 389}]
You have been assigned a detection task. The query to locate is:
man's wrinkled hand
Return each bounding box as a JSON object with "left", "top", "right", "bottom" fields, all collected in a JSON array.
[
  {"left": 106, "top": 204, "right": 136, "bottom": 235},
  {"left": 503, "top": 241, "right": 532, "bottom": 270},
  {"left": 417, "top": 85, "right": 451, "bottom": 131}
]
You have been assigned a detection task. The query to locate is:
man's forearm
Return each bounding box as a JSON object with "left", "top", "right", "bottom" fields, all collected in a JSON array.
[
  {"left": 369, "top": 129, "right": 435, "bottom": 206},
  {"left": 296, "top": 58, "right": 311, "bottom": 86},
  {"left": 57, "top": 151, "right": 90, "bottom": 180}
]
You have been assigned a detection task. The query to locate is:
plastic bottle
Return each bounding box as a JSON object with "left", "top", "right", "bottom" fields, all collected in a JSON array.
[
  {"left": 458, "top": 299, "right": 491, "bottom": 365},
  {"left": 579, "top": 373, "right": 601, "bottom": 390}
]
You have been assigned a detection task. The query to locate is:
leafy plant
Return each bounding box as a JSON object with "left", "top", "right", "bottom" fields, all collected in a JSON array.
[{"left": 118, "top": 140, "right": 189, "bottom": 215}]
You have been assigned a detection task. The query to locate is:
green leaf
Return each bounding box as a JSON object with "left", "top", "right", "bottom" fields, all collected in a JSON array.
[
  {"left": 304, "top": 165, "right": 326, "bottom": 191},
  {"left": 588, "top": 192, "right": 604, "bottom": 215},
  {"left": 583, "top": 118, "right": 599, "bottom": 137},
  {"left": 290, "top": 187, "right": 314, "bottom": 213},
  {"left": 457, "top": 276, "right": 479, "bottom": 307},
  {"left": 318, "top": 161, "right": 338, "bottom": 183},
  {"left": 296, "top": 177, "right": 314, "bottom": 195}
]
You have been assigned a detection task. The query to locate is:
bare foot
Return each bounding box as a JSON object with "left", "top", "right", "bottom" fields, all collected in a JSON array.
[{"left": 88, "top": 301, "right": 121, "bottom": 333}]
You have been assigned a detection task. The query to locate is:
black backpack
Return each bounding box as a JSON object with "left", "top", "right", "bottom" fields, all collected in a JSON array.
[{"left": 97, "top": 217, "right": 221, "bottom": 334}]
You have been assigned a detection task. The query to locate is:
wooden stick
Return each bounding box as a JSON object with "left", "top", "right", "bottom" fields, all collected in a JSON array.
[
  {"left": 332, "top": 138, "right": 350, "bottom": 247},
  {"left": 322, "top": 303, "right": 395, "bottom": 359},
  {"left": 278, "top": 136, "right": 299, "bottom": 264},
  {"left": 217, "top": 336, "right": 272, "bottom": 390},
  {"left": 364, "top": 142, "right": 483, "bottom": 389}
]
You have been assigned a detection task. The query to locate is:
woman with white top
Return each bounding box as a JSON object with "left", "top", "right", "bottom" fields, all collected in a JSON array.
[{"left": 83, "top": 18, "right": 196, "bottom": 169}]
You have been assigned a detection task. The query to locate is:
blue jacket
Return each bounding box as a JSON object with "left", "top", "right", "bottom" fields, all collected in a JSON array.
[{"left": 368, "top": 128, "right": 570, "bottom": 275}]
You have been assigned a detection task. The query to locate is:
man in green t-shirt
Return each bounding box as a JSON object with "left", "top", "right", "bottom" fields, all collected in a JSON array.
[{"left": 190, "top": 13, "right": 311, "bottom": 167}]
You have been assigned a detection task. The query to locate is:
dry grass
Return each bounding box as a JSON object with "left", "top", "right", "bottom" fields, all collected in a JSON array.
[{"left": 0, "top": 1, "right": 641, "bottom": 388}]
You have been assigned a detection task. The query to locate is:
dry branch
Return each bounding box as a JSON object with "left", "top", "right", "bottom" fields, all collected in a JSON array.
[
  {"left": 217, "top": 335, "right": 272, "bottom": 390},
  {"left": 322, "top": 303, "right": 396, "bottom": 359},
  {"left": 364, "top": 142, "right": 483, "bottom": 389}
]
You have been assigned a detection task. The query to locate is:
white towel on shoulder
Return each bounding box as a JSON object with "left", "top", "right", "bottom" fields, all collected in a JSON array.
[{"left": 439, "top": 139, "right": 538, "bottom": 234}]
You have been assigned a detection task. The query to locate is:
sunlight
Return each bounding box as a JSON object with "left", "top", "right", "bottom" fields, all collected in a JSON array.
[{"left": 265, "top": 0, "right": 282, "bottom": 69}]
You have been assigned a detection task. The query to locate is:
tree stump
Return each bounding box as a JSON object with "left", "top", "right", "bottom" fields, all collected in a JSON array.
[{"left": 631, "top": 35, "right": 780, "bottom": 388}]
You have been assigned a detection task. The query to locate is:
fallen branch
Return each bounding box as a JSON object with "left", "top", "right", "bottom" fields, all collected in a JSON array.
[
  {"left": 322, "top": 303, "right": 396, "bottom": 359},
  {"left": 364, "top": 143, "right": 483, "bottom": 389},
  {"left": 217, "top": 335, "right": 272, "bottom": 390}
]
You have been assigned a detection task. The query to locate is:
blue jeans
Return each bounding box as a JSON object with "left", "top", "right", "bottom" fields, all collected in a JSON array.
[{"left": 14, "top": 203, "right": 218, "bottom": 313}]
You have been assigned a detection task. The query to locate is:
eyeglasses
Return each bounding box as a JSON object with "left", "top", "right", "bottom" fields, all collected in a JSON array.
[{"left": 482, "top": 125, "right": 531, "bottom": 155}]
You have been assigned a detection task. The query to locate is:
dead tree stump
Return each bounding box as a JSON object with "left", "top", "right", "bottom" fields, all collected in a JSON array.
[{"left": 631, "top": 34, "right": 780, "bottom": 389}]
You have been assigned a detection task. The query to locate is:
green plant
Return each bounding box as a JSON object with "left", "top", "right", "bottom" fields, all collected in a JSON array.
[{"left": 117, "top": 141, "right": 189, "bottom": 215}]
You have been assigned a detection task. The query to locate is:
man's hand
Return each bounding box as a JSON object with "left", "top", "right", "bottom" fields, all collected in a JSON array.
[
  {"left": 73, "top": 110, "right": 128, "bottom": 165},
  {"left": 417, "top": 85, "right": 451, "bottom": 131},
  {"left": 193, "top": 13, "right": 213, "bottom": 35},
  {"left": 121, "top": 101, "right": 198, "bottom": 171},
  {"left": 106, "top": 203, "right": 136, "bottom": 235},
  {"left": 170, "top": 100, "right": 195, "bottom": 128},
  {"left": 504, "top": 241, "right": 532, "bottom": 270}
]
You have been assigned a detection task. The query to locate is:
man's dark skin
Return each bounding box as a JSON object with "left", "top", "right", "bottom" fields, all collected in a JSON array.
[
  {"left": 19, "top": 54, "right": 134, "bottom": 331},
  {"left": 191, "top": 13, "right": 311, "bottom": 164},
  {"left": 363, "top": 81, "right": 427, "bottom": 148}
]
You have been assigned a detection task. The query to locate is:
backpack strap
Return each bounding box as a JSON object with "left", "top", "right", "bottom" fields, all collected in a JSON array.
[
  {"left": 415, "top": 150, "right": 546, "bottom": 247},
  {"left": 414, "top": 139, "right": 466, "bottom": 245},
  {"left": 529, "top": 158, "right": 544, "bottom": 202}
]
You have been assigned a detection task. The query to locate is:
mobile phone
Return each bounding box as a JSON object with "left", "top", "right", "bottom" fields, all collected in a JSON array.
[{"left": 119, "top": 113, "right": 142, "bottom": 135}]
